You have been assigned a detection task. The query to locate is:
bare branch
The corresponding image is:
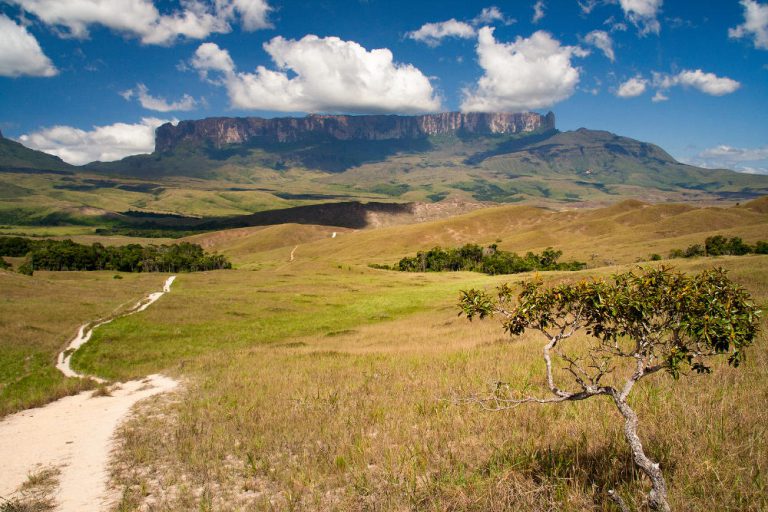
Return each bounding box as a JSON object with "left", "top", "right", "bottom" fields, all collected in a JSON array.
[
  {"left": 455, "top": 387, "right": 610, "bottom": 412},
  {"left": 608, "top": 489, "right": 631, "bottom": 512}
]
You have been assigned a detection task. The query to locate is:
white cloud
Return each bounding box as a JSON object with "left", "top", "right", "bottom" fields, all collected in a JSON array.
[
  {"left": 408, "top": 7, "right": 514, "bottom": 47},
  {"left": 8, "top": 0, "right": 271, "bottom": 46},
  {"left": 406, "top": 19, "right": 476, "bottom": 47},
  {"left": 472, "top": 6, "right": 514, "bottom": 26},
  {"left": 218, "top": 0, "right": 271, "bottom": 31},
  {"left": 616, "top": 76, "right": 647, "bottom": 97},
  {"left": 532, "top": 1, "right": 546, "bottom": 23},
  {"left": 121, "top": 83, "right": 198, "bottom": 112},
  {"left": 578, "top": 0, "right": 600, "bottom": 15},
  {"left": 18, "top": 117, "right": 169, "bottom": 165},
  {"left": 619, "top": 69, "right": 740, "bottom": 101},
  {"left": 584, "top": 29, "right": 615, "bottom": 61},
  {"left": 461, "top": 28, "right": 587, "bottom": 112},
  {"left": 729, "top": 0, "right": 768, "bottom": 50},
  {"left": 604, "top": 16, "right": 629, "bottom": 32},
  {"left": 0, "top": 14, "right": 57, "bottom": 77},
  {"left": 619, "top": 0, "right": 662, "bottom": 35},
  {"left": 191, "top": 41, "right": 236, "bottom": 75},
  {"left": 654, "top": 69, "right": 741, "bottom": 96},
  {"left": 191, "top": 37, "right": 442, "bottom": 114},
  {"left": 689, "top": 144, "right": 768, "bottom": 174}
]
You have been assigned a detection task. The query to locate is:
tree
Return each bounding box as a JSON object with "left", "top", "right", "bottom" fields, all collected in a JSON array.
[{"left": 458, "top": 267, "right": 760, "bottom": 511}]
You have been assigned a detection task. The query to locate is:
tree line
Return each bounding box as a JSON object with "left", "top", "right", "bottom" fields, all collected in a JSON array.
[
  {"left": 373, "top": 243, "right": 586, "bottom": 275},
  {"left": 668, "top": 235, "right": 768, "bottom": 259},
  {"left": 0, "top": 236, "right": 230, "bottom": 274}
]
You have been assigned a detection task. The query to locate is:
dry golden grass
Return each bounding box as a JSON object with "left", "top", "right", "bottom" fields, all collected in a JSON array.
[
  {"left": 190, "top": 199, "right": 768, "bottom": 270},
  {"left": 4, "top": 198, "right": 767, "bottom": 510},
  {"left": 109, "top": 257, "right": 768, "bottom": 511}
]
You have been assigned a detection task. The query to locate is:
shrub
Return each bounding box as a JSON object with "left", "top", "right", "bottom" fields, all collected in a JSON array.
[{"left": 458, "top": 266, "right": 760, "bottom": 511}]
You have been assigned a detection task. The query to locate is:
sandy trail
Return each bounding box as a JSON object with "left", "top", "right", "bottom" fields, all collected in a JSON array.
[
  {"left": 1, "top": 275, "right": 179, "bottom": 510},
  {"left": 56, "top": 276, "right": 176, "bottom": 381},
  {"left": 0, "top": 375, "right": 178, "bottom": 510}
]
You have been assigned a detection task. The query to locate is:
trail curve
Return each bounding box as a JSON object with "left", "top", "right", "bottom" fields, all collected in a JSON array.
[
  {"left": 1, "top": 275, "right": 179, "bottom": 511},
  {"left": 56, "top": 276, "right": 176, "bottom": 381}
]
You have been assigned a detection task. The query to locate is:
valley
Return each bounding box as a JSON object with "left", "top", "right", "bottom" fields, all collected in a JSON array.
[
  {"left": 1, "top": 193, "right": 767, "bottom": 510},
  {"left": 3, "top": 0, "right": 767, "bottom": 507},
  {"left": 1, "top": 113, "right": 767, "bottom": 511}
]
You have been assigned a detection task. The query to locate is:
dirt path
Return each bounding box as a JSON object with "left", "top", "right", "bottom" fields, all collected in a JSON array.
[
  {"left": 290, "top": 245, "right": 298, "bottom": 262},
  {"left": 0, "top": 275, "right": 180, "bottom": 511},
  {"left": 56, "top": 276, "right": 176, "bottom": 381},
  {"left": 0, "top": 375, "right": 177, "bottom": 510}
]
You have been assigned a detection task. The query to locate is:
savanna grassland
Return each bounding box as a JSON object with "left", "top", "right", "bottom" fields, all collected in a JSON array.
[
  {"left": 0, "top": 270, "right": 169, "bottom": 416},
  {"left": 2, "top": 198, "right": 768, "bottom": 510}
]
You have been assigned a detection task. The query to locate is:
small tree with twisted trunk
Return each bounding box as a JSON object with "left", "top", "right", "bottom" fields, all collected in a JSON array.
[{"left": 458, "top": 266, "right": 760, "bottom": 511}]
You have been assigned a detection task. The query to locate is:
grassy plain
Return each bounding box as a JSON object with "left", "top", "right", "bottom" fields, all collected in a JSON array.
[
  {"left": 2, "top": 199, "right": 768, "bottom": 510},
  {"left": 105, "top": 257, "right": 768, "bottom": 511},
  {"left": 0, "top": 271, "right": 168, "bottom": 416}
]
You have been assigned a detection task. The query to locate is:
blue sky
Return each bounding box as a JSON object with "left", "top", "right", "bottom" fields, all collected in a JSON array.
[{"left": 0, "top": 0, "right": 767, "bottom": 173}]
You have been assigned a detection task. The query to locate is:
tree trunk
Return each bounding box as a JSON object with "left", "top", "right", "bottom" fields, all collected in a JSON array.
[{"left": 611, "top": 393, "right": 671, "bottom": 512}]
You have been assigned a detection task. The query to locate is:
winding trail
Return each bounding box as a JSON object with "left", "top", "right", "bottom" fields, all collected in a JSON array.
[
  {"left": 56, "top": 276, "right": 176, "bottom": 381},
  {"left": 0, "top": 275, "right": 179, "bottom": 511},
  {"left": 289, "top": 245, "right": 298, "bottom": 262}
]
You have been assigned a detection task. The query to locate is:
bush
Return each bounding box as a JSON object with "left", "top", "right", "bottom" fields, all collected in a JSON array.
[
  {"left": 0, "top": 236, "right": 34, "bottom": 257},
  {"left": 394, "top": 244, "right": 585, "bottom": 275}
]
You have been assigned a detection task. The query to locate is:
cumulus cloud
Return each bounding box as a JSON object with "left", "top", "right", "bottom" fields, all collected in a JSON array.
[
  {"left": 407, "top": 6, "right": 514, "bottom": 47},
  {"left": 461, "top": 28, "right": 588, "bottom": 112},
  {"left": 654, "top": 69, "right": 741, "bottom": 96},
  {"left": 584, "top": 29, "right": 615, "bottom": 60},
  {"left": 8, "top": 0, "right": 271, "bottom": 46},
  {"left": 616, "top": 76, "right": 647, "bottom": 97},
  {"left": 729, "top": 0, "right": 768, "bottom": 49},
  {"left": 619, "top": 0, "right": 663, "bottom": 35},
  {"left": 121, "top": 83, "right": 198, "bottom": 112},
  {"left": 617, "top": 69, "right": 740, "bottom": 101},
  {"left": 18, "top": 117, "right": 169, "bottom": 165},
  {"left": 191, "top": 37, "right": 442, "bottom": 114},
  {"left": 0, "top": 14, "right": 57, "bottom": 77},
  {"left": 406, "top": 19, "right": 476, "bottom": 47},
  {"left": 689, "top": 144, "right": 768, "bottom": 174},
  {"left": 472, "top": 6, "right": 514, "bottom": 25},
  {"left": 532, "top": 1, "right": 546, "bottom": 23},
  {"left": 191, "top": 41, "right": 235, "bottom": 74}
]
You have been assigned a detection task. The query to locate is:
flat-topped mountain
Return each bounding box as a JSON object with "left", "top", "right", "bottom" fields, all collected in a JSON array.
[
  {"left": 155, "top": 111, "right": 555, "bottom": 152},
  {"left": 3, "top": 112, "right": 768, "bottom": 229}
]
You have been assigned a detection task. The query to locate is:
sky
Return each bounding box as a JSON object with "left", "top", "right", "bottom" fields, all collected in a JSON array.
[{"left": 0, "top": 0, "right": 767, "bottom": 174}]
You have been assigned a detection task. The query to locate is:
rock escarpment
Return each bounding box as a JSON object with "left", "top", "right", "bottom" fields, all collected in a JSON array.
[{"left": 155, "top": 112, "right": 555, "bottom": 152}]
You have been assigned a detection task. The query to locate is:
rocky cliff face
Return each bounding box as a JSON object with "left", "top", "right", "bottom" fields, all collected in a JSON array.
[{"left": 155, "top": 112, "right": 555, "bottom": 152}]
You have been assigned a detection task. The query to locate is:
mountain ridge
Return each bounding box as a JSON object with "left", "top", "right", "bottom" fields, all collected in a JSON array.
[
  {"left": 155, "top": 111, "right": 555, "bottom": 152},
  {"left": 2, "top": 115, "right": 768, "bottom": 230}
]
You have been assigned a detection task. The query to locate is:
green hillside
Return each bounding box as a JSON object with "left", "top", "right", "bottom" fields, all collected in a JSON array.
[
  {"left": 86, "top": 127, "right": 768, "bottom": 205},
  {"left": 0, "top": 133, "right": 73, "bottom": 172}
]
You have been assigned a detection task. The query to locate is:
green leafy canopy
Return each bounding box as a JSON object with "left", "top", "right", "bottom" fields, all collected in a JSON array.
[{"left": 459, "top": 266, "right": 761, "bottom": 378}]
